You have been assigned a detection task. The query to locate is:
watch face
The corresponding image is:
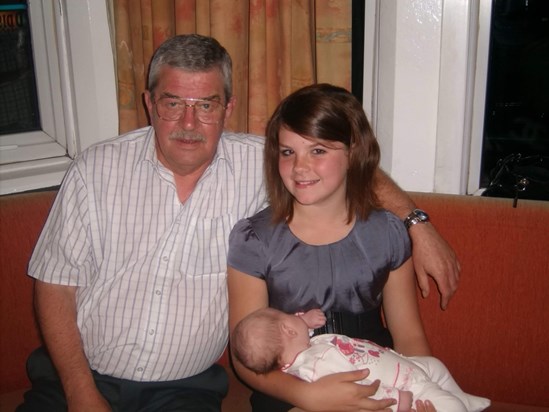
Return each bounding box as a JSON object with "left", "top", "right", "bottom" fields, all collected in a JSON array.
[{"left": 415, "top": 209, "right": 429, "bottom": 221}]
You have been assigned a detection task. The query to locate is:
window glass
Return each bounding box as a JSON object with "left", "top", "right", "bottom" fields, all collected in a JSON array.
[
  {"left": 0, "top": 0, "right": 40, "bottom": 136},
  {"left": 480, "top": 0, "right": 549, "bottom": 188}
]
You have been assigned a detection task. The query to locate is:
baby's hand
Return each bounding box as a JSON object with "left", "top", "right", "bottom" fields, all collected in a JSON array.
[{"left": 298, "top": 309, "right": 326, "bottom": 329}]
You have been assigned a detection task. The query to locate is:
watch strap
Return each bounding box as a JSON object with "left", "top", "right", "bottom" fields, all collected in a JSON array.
[{"left": 403, "top": 209, "right": 430, "bottom": 229}]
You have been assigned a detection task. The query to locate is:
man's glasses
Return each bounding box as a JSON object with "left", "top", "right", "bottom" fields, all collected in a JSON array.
[{"left": 154, "top": 97, "right": 226, "bottom": 124}]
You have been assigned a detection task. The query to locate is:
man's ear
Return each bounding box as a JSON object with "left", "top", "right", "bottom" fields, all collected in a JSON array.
[
  {"left": 144, "top": 90, "right": 154, "bottom": 119},
  {"left": 224, "top": 96, "right": 237, "bottom": 120}
]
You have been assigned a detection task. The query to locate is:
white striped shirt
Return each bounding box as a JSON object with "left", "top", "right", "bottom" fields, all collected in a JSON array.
[{"left": 28, "top": 126, "right": 267, "bottom": 381}]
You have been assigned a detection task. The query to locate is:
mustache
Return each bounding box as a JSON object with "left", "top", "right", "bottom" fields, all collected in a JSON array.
[{"left": 168, "top": 130, "right": 206, "bottom": 143}]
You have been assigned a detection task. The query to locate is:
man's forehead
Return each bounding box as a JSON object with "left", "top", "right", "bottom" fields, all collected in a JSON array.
[
  {"left": 158, "top": 91, "right": 223, "bottom": 101},
  {"left": 155, "top": 66, "right": 225, "bottom": 97}
]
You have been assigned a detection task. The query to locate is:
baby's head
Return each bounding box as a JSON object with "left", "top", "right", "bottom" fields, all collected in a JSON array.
[
  {"left": 232, "top": 308, "right": 285, "bottom": 374},
  {"left": 231, "top": 308, "right": 309, "bottom": 374}
]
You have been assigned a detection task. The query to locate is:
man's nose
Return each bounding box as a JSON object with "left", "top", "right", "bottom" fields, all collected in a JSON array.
[{"left": 179, "top": 105, "right": 197, "bottom": 129}]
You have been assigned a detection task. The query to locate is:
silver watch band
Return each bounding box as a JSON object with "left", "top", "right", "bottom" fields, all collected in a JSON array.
[{"left": 403, "top": 208, "right": 430, "bottom": 229}]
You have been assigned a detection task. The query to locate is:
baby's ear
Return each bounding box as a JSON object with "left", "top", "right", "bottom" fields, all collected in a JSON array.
[{"left": 280, "top": 322, "right": 297, "bottom": 337}]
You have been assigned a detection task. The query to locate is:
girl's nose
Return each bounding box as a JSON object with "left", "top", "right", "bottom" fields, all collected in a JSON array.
[{"left": 293, "top": 154, "right": 310, "bottom": 172}]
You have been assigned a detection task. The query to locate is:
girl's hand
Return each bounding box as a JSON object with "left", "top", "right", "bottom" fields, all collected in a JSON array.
[
  {"left": 298, "top": 369, "right": 396, "bottom": 412},
  {"left": 411, "top": 399, "right": 437, "bottom": 412}
]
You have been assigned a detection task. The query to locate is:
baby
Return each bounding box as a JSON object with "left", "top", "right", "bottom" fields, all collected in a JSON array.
[{"left": 231, "top": 307, "right": 490, "bottom": 412}]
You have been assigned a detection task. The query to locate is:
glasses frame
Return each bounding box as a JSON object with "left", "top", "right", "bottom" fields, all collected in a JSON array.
[{"left": 153, "top": 97, "right": 227, "bottom": 124}]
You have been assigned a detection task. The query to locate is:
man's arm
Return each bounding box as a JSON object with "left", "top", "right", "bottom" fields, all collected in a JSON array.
[
  {"left": 34, "top": 280, "right": 110, "bottom": 411},
  {"left": 374, "top": 169, "right": 460, "bottom": 309}
]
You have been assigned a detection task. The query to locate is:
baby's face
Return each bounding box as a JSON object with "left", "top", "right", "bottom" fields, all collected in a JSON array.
[
  {"left": 279, "top": 312, "right": 315, "bottom": 366},
  {"left": 287, "top": 314, "right": 312, "bottom": 349}
]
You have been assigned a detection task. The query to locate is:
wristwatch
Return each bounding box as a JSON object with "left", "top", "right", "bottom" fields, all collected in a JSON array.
[{"left": 403, "top": 209, "right": 430, "bottom": 229}]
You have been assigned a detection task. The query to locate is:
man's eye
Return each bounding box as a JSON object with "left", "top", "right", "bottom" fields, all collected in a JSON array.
[
  {"left": 196, "top": 102, "right": 218, "bottom": 113},
  {"left": 164, "top": 99, "right": 182, "bottom": 109}
]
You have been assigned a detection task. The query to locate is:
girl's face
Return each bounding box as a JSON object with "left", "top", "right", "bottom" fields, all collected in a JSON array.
[{"left": 278, "top": 128, "right": 349, "bottom": 209}]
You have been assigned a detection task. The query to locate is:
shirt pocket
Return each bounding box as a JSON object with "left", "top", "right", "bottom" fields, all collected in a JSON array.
[{"left": 181, "top": 213, "right": 234, "bottom": 276}]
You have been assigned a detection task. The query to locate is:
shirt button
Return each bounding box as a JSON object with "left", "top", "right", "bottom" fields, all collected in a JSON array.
[
  {"left": 149, "top": 329, "right": 155, "bottom": 335},
  {"left": 155, "top": 290, "right": 162, "bottom": 295},
  {"left": 162, "top": 256, "right": 169, "bottom": 262},
  {"left": 137, "top": 367, "right": 144, "bottom": 372}
]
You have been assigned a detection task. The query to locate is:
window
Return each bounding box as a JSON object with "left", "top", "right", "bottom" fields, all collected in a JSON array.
[
  {"left": 0, "top": 1, "right": 41, "bottom": 136},
  {"left": 479, "top": 0, "right": 549, "bottom": 188},
  {"left": 361, "top": 1, "right": 547, "bottom": 197},
  {"left": 0, "top": 1, "right": 69, "bottom": 169},
  {"left": 468, "top": 0, "right": 549, "bottom": 196},
  {"left": 0, "top": 0, "right": 117, "bottom": 195}
]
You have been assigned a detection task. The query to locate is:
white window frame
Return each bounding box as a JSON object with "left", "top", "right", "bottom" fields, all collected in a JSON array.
[
  {"left": 467, "top": 0, "right": 493, "bottom": 195},
  {"left": 363, "top": 0, "right": 492, "bottom": 196},
  {"left": 0, "top": 0, "right": 118, "bottom": 195}
]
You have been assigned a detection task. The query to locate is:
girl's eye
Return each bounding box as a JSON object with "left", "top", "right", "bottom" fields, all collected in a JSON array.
[
  {"left": 280, "top": 149, "right": 293, "bottom": 156},
  {"left": 312, "top": 148, "right": 326, "bottom": 155}
]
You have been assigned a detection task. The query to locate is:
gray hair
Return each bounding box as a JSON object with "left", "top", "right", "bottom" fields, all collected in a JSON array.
[{"left": 147, "top": 34, "right": 233, "bottom": 102}]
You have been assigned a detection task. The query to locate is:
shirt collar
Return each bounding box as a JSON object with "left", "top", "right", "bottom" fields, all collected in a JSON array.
[
  {"left": 139, "top": 126, "right": 157, "bottom": 165},
  {"left": 215, "top": 132, "right": 234, "bottom": 174}
]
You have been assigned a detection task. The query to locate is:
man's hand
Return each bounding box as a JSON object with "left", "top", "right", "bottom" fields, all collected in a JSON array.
[
  {"left": 67, "top": 386, "right": 111, "bottom": 412},
  {"left": 297, "top": 369, "right": 396, "bottom": 412},
  {"left": 409, "top": 223, "right": 460, "bottom": 310}
]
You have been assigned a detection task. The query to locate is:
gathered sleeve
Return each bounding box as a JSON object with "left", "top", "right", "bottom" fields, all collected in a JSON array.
[
  {"left": 384, "top": 210, "right": 412, "bottom": 271},
  {"left": 227, "top": 218, "right": 268, "bottom": 279}
]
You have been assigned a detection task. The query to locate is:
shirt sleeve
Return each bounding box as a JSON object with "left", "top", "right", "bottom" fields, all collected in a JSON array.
[
  {"left": 28, "top": 160, "right": 93, "bottom": 286},
  {"left": 385, "top": 210, "right": 412, "bottom": 270},
  {"left": 227, "top": 218, "right": 268, "bottom": 279}
]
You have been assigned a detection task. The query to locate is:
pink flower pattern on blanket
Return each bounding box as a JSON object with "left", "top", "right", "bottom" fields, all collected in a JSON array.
[{"left": 329, "top": 335, "right": 385, "bottom": 366}]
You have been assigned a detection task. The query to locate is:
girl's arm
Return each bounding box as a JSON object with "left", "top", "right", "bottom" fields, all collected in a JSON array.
[
  {"left": 382, "top": 258, "right": 431, "bottom": 356},
  {"left": 228, "top": 267, "right": 396, "bottom": 412}
]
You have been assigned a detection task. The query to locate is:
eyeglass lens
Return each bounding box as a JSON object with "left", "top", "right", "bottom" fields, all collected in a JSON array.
[{"left": 156, "top": 98, "right": 225, "bottom": 124}]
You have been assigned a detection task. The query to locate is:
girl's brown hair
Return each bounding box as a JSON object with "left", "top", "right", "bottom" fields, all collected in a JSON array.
[{"left": 265, "top": 83, "right": 380, "bottom": 223}]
